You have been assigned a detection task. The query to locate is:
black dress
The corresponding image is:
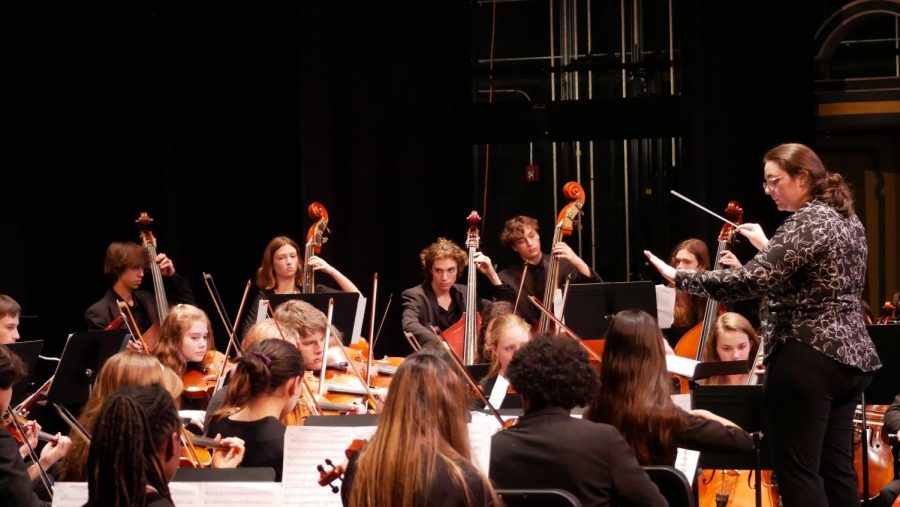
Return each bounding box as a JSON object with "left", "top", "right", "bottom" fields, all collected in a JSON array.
[{"left": 206, "top": 416, "right": 286, "bottom": 481}]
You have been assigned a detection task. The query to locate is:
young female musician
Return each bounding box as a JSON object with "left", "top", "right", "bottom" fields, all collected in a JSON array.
[
  {"left": 0, "top": 345, "right": 70, "bottom": 507},
  {"left": 207, "top": 338, "right": 304, "bottom": 481},
  {"left": 474, "top": 313, "right": 530, "bottom": 409},
  {"left": 151, "top": 304, "right": 220, "bottom": 410},
  {"left": 341, "top": 348, "right": 498, "bottom": 507},
  {"left": 84, "top": 384, "right": 181, "bottom": 507},
  {"left": 491, "top": 334, "right": 667, "bottom": 506},
  {"left": 700, "top": 312, "right": 760, "bottom": 386},
  {"left": 669, "top": 238, "right": 711, "bottom": 334},
  {"left": 239, "top": 235, "right": 360, "bottom": 339},
  {"left": 585, "top": 310, "right": 754, "bottom": 466},
  {"left": 645, "top": 143, "right": 881, "bottom": 506}
]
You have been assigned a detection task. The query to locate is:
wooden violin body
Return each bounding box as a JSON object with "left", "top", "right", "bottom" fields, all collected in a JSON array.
[{"left": 182, "top": 350, "right": 228, "bottom": 400}]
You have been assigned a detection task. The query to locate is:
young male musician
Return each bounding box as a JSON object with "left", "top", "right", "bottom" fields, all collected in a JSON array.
[
  {"left": 84, "top": 242, "right": 194, "bottom": 336},
  {"left": 0, "top": 295, "right": 22, "bottom": 345},
  {"left": 497, "top": 216, "right": 600, "bottom": 325},
  {"left": 401, "top": 238, "right": 514, "bottom": 347}
]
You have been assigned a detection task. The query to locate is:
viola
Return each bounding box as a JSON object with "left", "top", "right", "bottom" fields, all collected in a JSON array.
[
  {"left": 536, "top": 181, "right": 585, "bottom": 334},
  {"left": 441, "top": 211, "right": 483, "bottom": 364},
  {"left": 302, "top": 203, "right": 329, "bottom": 294},
  {"left": 182, "top": 350, "right": 229, "bottom": 399},
  {"left": 673, "top": 201, "right": 743, "bottom": 393}
]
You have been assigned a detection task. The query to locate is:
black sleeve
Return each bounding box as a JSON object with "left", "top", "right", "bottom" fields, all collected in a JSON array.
[
  {"left": 0, "top": 430, "right": 47, "bottom": 507},
  {"left": 163, "top": 273, "right": 196, "bottom": 306},
  {"left": 605, "top": 427, "right": 668, "bottom": 506},
  {"left": 675, "top": 411, "right": 755, "bottom": 455},
  {"left": 401, "top": 289, "right": 439, "bottom": 347},
  {"left": 84, "top": 303, "right": 110, "bottom": 331},
  {"left": 883, "top": 394, "right": 900, "bottom": 435}
]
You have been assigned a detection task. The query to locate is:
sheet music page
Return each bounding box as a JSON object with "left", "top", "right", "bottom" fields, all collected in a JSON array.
[
  {"left": 51, "top": 482, "right": 88, "bottom": 507},
  {"left": 282, "top": 425, "right": 377, "bottom": 507},
  {"left": 671, "top": 393, "right": 693, "bottom": 411},
  {"left": 256, "top": 299, "right": 270, "bottom": 324},
  {"left": 199, "top": 482, "right": 283, "bottom": 506},
  {"left": 486, "top": 375, "right": 509, "bottom": 410},
  {"left": 168, "top": 483, "right": 204, "bottom": 507},
  {"left": 674, "top": 448, "right": 700, "bottom": 486},
  {"left": 350, "top": 296, "right": 366, "bottom": 344},
  {"left": 467, "top": 417, "right": 493, "bottom": 474},
  {"left": 666, "top": 354, "right": 699, "bottom": 378},
  {"left": 655, "top": 284, "right": 676, "bottom": 329}
]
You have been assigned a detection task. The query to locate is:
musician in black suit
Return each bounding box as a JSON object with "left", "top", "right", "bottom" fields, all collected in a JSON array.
[
  {"left": 84, "top": 241, "right": 194, "bottom": 334},
  {"left": 490, "top": 334, "right": 666, "bottom": 507},
  {"left": 497, "top": 216, "right": 601, "bottom": 325},
  {"left": 401, "top": 238, "right": 514, "bottom": 347}
]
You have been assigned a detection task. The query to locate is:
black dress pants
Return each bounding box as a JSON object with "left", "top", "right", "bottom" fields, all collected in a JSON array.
[{"left": 765, "top": 339, "right": 872, "bottom": 507}]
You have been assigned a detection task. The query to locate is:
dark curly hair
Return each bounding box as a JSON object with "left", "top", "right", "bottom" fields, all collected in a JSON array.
[{"left": 505, "top": 334, "right": 598, "bottom": 411}]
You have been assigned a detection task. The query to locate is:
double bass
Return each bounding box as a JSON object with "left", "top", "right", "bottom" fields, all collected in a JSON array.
[
  {"left": 536, "top": 181, "right": 585, "bottom": 334},
  {"left": 302, "top": 203, "right": 329, "bottom": 294},
  {"left": 673, "top": 201, "right": 744, "bottom": 379},
  {"left": 134, "top": 212, "right": 170, "bottom": 349},
  {"left": 441, "top": 211, "right": 482, "bottom": 364}
]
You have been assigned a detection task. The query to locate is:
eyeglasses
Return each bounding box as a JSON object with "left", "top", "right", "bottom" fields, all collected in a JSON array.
[{"left": 762, "top": 175, "right": 785, "bottom": 191}]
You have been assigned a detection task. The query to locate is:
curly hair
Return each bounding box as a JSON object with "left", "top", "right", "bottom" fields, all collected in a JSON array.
[
  {"left": 418, "top": 238, "right": 467, "bottom": 281},
  {"left": 505, "top": 334, "right": 598, "bottom": 411},
  {"left": 500, "top": 216, "right": 539, "bottom": 248}
]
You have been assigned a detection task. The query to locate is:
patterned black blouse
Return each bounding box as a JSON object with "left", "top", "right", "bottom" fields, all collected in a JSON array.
[{"left": 675, "top": 199, "right": 881, "bottom": 372}]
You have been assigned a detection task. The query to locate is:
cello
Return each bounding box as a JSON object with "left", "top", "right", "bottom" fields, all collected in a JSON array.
[
  {"left": 536, "top": 181, "right": 585, "bottom": 334},
  {"left": 302, "top": 202, "right": 329, "bottom": 294},
  {"left": 441, "top": 211, "right": 482, "bottom": 364}
]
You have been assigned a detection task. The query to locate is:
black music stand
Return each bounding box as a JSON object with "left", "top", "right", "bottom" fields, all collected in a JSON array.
[
  {"left": 669, "top": 358, "right": 751, "bottom": 390},
  {"left": 173, "top": 467, "right": 276, "bottom": 482},
  {"left": 46, "top": 330, "right": 128, "bottom": 406},
  {"left": 691, "top": 385, "right": 772, "bottom": 507},
  {"left": 562, "top": 281, "right": 657, "bottom": 339},
  {"left": 268, "top": 293, "right": 362, "bottom": 346},
  {"left": 864, "top": 324, "right": 900, "bottom": 404},
  {"left": 3, "top": 340, "right": 43, "bottom": 405},
  {"left": 303, "top": 414, "right": 380, "bottom": 427},
  {"left": 465, "top": 363, "right": 491, "bottom": 383}
]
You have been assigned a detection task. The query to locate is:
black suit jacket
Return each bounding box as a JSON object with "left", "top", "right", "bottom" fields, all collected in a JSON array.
[
  {"left": 401, "top": 281, "right": 515, "bottom": 347},
  {"left": 490, "top": 406, "right": 667, "bottom": 507},
  {"left": 498, "top": 254, "right": 601, "bottom": 325},
  {"left": 0, "top": 428, "right": 49, "bottom": 507},
  {"left": 84, "top": 274, "right": 195, "bottom": 331}
]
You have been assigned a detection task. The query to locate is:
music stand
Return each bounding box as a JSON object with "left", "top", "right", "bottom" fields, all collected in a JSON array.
[
  {"left": 304, "top": 414, "right": 380, "bottom": 427},
  {"left": 864, "top": 324, "right": 900, "bottom": 404},
  {"left": 268, "top": 293, "right": 362, "bottom": 346},
  {"left": 465, "top": 363, "right": 491, "bottom": 383},
  {"left": 46, "top": 330, "right": 128, "bottom": 406},
  {"left": 562, "top": 282, "right": 657, "bottom": 339},
  {"left": 691, "top": 385, "right": 772, "bottom": 507},
  {"left": 173, "top": 467, "right": 276, "bottom": 482},
  {"left": 3, "top": 340, "right": 43, "bottom": 405}
]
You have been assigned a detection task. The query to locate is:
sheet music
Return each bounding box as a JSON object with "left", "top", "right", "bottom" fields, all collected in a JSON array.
[
  {"left": 350, "top": 296, "right": 366, "bottom": 344},
  {"left": 671, "top": 393, "right": 692, "bottom": 411},
  {"left": 655, "top": 284, "right": 676, "bottom": 329},
  {"left": 256, "top": 299, "right": 270, "bottom": 324},
  {"left": 674, "top": 448, "right": 700, "bottom": 486},
  {"left": 666, "top": 354, "right": 699, "bottom": 378},
  {"left": 486, "top": 375, "right": 509, "bottom": 410},
  {"left": 51, "top": 482, "right": 88, "bottom": 506},
  {"left": 52, "top": 482, "right": 282, "bottom": 507},
  {"left": 282, "top": 425, "right": 377, "bottom": 507},
  {"left": 466, "top": 418, "right": 493, "bottom": 474}
]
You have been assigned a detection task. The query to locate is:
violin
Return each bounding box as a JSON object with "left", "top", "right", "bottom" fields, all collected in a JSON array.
[
  {"left": 182, "top": 350, "right": 228, "bottom": 399},
  {"left": 441, "top": 211, "right": 483, "bottom": 364},
  {"left": 2, "top": 411, "right": 58, "bottom": 445},
  {"left": 302, "top": 203, "right": 329, "bottom": 294},
  {"left": 317, "top": 438, "right": 367, "bottom": 493},
  {"left": 178, "top": 430, "right": 228, "bottom": 468},
  {"left": 673, "top": 201, "right": 743, "bottom": 393},
  {"left": 535, "top": 181, "right": 585, "bottom": 334}
]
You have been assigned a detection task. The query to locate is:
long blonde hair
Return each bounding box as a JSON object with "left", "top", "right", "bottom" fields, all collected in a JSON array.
[
  {"left": 59, "top": 352, "right": 182, "bottom": 481},
  {"left": 347, "top": 349, "right": 496, "bottom": 507},
  {"left": 153, "top": 304, "right": 215, "bottom": 375},
  {"left": 483, "top": 313, "right": 530, "bottom": 378}
]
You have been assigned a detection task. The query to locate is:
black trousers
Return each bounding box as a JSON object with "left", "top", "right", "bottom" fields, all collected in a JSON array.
[{"left": 765, "top": 339, "right": 872, "bottom": 507}]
